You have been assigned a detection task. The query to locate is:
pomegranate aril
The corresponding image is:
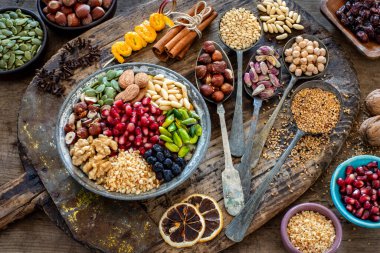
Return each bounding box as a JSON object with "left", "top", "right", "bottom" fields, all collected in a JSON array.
[
  {"left": 150, "top": 104, "right": 157, "bottom": 114},
  {"left": 353, "top": 180, "right": 364, "bottom": 188},
  {"left": 121, "top": 114, "right": 128, "bottom": 123},
  {"left": 346, "top": 185, "right": 353, "bottom": 195},
  {"left": 142, "top": 127, "right": 149, "bottom": 136},
  {"left": 115, "top": 123, "right": 126, "bottom": 132},
  {"left": 135, "top": 135, "right": 142, "bottom": 146},
  {"left": 110, "top": 108, "right": 120, "bottom": 118},
  {"left": 150, "top": 122, "right": 159, "bottom": 131},
  {"left": 352, "top": 189, "right": 361, "bottom": 199},
  {"left": 354, "top": 200, "right": 362, "bottom": 209},
  {"left": 142, "top": 97, "right": 151, "bottom": 105},
  {"left": 150, "top": 135, "right": 159, "bottom": 143},
  {"left": 371, "top": 173, "right": 379, "bottom": 180},
  {"left": 135, "top": 127, "right": 142, "bottom": 135},
  {"left": 371, "top": 194, "right": 377, "bottom": 201},
  {"left": 345, "top": 174, "right": 356, "bottom": 185},
  {"left": 361, "top": 187, "right": 371, "bottom": 195},
  {"left": 118, "top": 135, "right": 126, "bottom": 145},
  {"left": 139, "top": 147, "right": 146, "bottom": 155},
  {"left": 149, "top": 131, "right": 154, "bottom": 137},
  {"left": 113, "top": 128, "right": 122, "bottom": 136},
  {"left": 357, "top": 175, "right": 367, "bottom": 182},
  {"left": 340, "top": 186, "right": 346, "bottom": 194},
  {"left": 346, "top": 204, "right": 353, "bottom": 212},
  {"left": 367, "top": 161, "right": 378, "bottom": 168},
  {"left": 130, "top": 116, "right": 137, "bottom": 124},
  {"left": 125, "top": 142, "right": 132, "bottom": 148},
  {"left": 371, "top": 215, "right": 380, "bottom": 222},
  {"left": 363, "top": 165, "right": 369, "bottom": 171},
  {"left": 133, "top": 102, "right": 142, "bottom": 108},
  {"left": 359, "top": 194, "right": 370, "bottom": 203},
  {"left": 364, "top": 201, "right": 372, "bottom": 210},
  {"left": 356, "top": 166, "right": 365, "bottom": 175},
  {"left": 137, "top": 108, "right": 145, "bottom": 116},
  {"left": 355, "top": 207, "right": 364, "bottom": 218},
  {"left": 126, "top": 123, "right": 135, "bottom": 132},
  {"left": 101, "top": 109, "right": 110, "bottom": 117},
  {"left": 155, "top": 108, "right": 162, "bottom": 115},
  {"left": 124, "top": 104, "right": 133, "bottom": 116},
  {"left": 346, "top": 165, "right": 354, "bottom": 175},
  {"left": 114, "top": 99, "right": 124, "bottom": 108},
  {"left": 371, "top": 206, "right": 380, "bottom": 215},
  {"left": 362, "top": 210, "right": 370, "bottom": 220},
  {"left": 157, "top": 115, "right": 165, "bottom": 123},
  {"left": 344, "top": 196, "right": 356, "bottom": 205},
  {"left": 143, "top": 107, "right": 149, "bottom": 113},
  {"left": 372, "top": 180, "right": 380, "bottom": 189},
  {"left": 103, "top": 129, "right": 112, "bottom": 136},
  {"left": 140, "top": 116, "right": 149, "bottom": 126},
  {"left": 337, "top": 178, "right": 346, "bottom": 187},
  {"left": 128, "top": 135, "right": 135, "bottom": 142},
  {"left": 114, "top": 136, "right": 119, "bottom": 142},
  {"left": 118, "top": 144, "right": 126, "bottom": 150},
  {"left": 144, "top": 143, "right": 153, "bottom": 149},
  {"left": 142, "top": 136, "right": 148, "bottom": 144}
]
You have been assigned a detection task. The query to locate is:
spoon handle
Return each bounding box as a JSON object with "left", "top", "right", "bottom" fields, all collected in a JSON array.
[
  {"left": 217, "top": 103, "right": 234, "bottom": 170},
  {"left": 250, "top": 76, "right": 297, "bottom": 169},
  {"left": 225, "top": 129, "right": 305, "bottom": 242},
  {"left": 238, "top": 97, "right": 263, "bottom": 201},
  {"left": 229, "top": 50, "right": 244, "bottom": 157}
]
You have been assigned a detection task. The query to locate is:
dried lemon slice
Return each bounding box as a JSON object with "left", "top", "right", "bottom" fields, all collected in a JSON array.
[
  {"left": 182, "top": 194, "right": 223, "bottom": 242},
  {"left": 159, "top": 203, "right": 205, "bottom": 248}
]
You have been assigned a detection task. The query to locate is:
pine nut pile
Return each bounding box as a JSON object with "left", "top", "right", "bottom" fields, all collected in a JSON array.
[
  {"left": 287, "top": 211, "right": 336, "bottom": 253},
  {"left": 219, "top": 8, "right": 261, "bottom": 50},
  {"left": 291, "top": 88, "right": 340, "bottom": 134}
]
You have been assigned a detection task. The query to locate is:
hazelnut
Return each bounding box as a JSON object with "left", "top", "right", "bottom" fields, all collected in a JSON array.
[
  {"left": 91, "top": 6, "right": 105, "bottom": 20},
  {"left": 48, "top": 1, "right": 62, "bottom": 13},
  {"left": 43, "top": 7, "right": 49, "bottom": 14},
  {"left": 65, "top": 132, "right": 77, "bottom": 145},
  {"left": 198, "top": 53, "right": 212, "bottom": 64},
  {"left": 102, "top": 0, "right": 112, "bottom": 9},
  {"left": 211, "top": 74, "right": 224, "bottom": 87},
  {"left": 64, "top": 123, "right": 75, "bottom": 133},
  {"left": 76, "top": 127, "right": 89, "bottom": 139},
  {"left": 207, "top": 63, "right": 215, "bottom": 73},
  {"left": 55, "top": 11, "right": 67, "bottom": 26},
  {"left": 87, "top": 104, "right": 99, "bottom": 112},
  {"left": 60, "top": 6, "right": 73, "bottom": 15},
  {"left": 220, "top": 83, "right": 234, "bottom": 95},
  {"left": 195, "top": 65, "right": 207, "bottom": 79},
  {"left": 75, "top": 3, "right": 90, "bottom": 19},
  {"left": 202, "top": 41, "right": 216, "bottom": 54},
  {"left": 134, "top": 72, "right": 149, "bottom": 88},
  {"left": 211, "top": 91, "right": 225, "bottom": 102},
  {"left": 73, "top": 102, "right": 88, "bottom": 116},
  {"left": 67, "top": 13, "right": 81, "bottom": 26},
  {"left": 89, "top": 123, "right": 102, "bottom": 136},
  {"left": 62, "top": 0, "right": 77, "bottom": 7},
  {"left": 223, "top": 69, "right": 233, "bottom": 83},
  {"left": 88, "top": 0, "right": 102, "bottom": 7},
  {"left": 211, "top": 50, "right": 223, "bottom": 61},
  {"left": 202, "top": 73, "right": 212, "bottom": 85},
  {"left": 81, "top": 14, "right": 93, "bottom": 25},
  {"left": 46, "top": 13, "right": 56, "bottom": 23},
  {"left": 200, "top": 84, "right": 214, "bottom": 97},
  {"left": 212, "top": 61, "right": 227, "bottom": 73}
]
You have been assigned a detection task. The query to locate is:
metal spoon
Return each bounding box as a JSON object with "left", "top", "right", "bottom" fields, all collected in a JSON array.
[
  {"left": 250, "top": 34, "right": 330, "bottom": 169},
  {"left": 237, "top": 46, "right": 282, "bottom": 201},
  {"left": 218, "top": 10, "right": 263, "bottom": 157},
  {"left": 195, "top": 42, "right": 244, "bottom": 216},
  {"left": 225, "top": 80, "right": 342, "bottom": 242}
]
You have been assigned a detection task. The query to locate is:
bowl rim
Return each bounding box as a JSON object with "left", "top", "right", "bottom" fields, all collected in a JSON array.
[
  {"left": 55, "top": 62, "right": 211, "bottom": 201},
  {"left": 0, "top": 7, "right": 48, "bottom": 75},
  {"left": 330, "top": 155, "right": 380, "bottom": 228},
  {"left": 280, "top": 202, "right": 343, "bottom": 253},
  {"left": 36, "top": 0, "right": 117, "bottom": 31}
]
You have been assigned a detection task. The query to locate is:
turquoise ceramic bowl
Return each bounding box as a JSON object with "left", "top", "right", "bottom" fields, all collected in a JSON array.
[{"left": 330, "top": 155, "right": 380, "bottom": 228}]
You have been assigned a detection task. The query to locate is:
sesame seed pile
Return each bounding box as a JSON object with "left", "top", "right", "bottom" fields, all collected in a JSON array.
[
  {"left": 291, "top": 88, "right": 340, "bottom": 134},
  {"left": 287, "top": 211, "right": 336, "bottom": 253}
]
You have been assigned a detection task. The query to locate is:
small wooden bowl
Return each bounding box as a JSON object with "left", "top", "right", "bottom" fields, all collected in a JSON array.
[{"left": 320, "top": 0, "right": 380, "bottom": 59}]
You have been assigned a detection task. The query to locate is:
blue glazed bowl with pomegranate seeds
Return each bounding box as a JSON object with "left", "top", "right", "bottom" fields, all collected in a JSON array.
[{"left": 330, "top": 155, "right": 380, "bottom": 228}]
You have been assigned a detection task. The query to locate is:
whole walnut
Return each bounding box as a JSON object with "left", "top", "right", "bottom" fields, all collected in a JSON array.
[
  {"left": 365, "top": 89, "right": 380, "bottom": 116},
  {"left": 359, "top": 115, "right": 380, "bottom": 146}
]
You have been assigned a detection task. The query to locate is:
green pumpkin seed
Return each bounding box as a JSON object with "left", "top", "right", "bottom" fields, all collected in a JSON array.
[
  {"left": 10, "top": 26, "right": 17, "bottom": 35},
  {"left": 84, "top": 89, "right": 97, "bottom": 97},
  {"left": 115, "top": 69, "right": 123, "bottom": 77},
  {"left": 16, "top": 55, "right": 23, "bottom": 60},
  {"left": 2, "top": 29, "right": 12, "bottom": 36},
  {"left": 27, "top": 31, "right": 35, "bottom": 36},
  {"left": 35, "top": 27, "right": 43, "bottom": 36},
  {"left": 8, "top": 53, "right": 15, "bottom": 67},
  {"left": 0, "top": 45, "right": 3, "bottom": 51},
  {"left": 106, "top": 70, "right": 116, "bottom": 80},
  {"left": 2, "top": 52, "right": 10, "bottom": 60},
  {"left": 9, "top": 35, "right": 20, "bottom": 40},
  {"left": 104, "top": 87, "right": 116, "bottom": 98},
  {"left": 0, "top": 59, "right": 7, "bottom": 69},
  {"left": 5, "top": 40, "right": 16, "bottom": 48},
  {"left": 0, "top": 22, "right": 5, "bottom": 29},
  {"left": 101, "top": 94, "right": 108, "bottom": 101},
  {"left": 5, "top": 19, "right": 13, "bottom": 28},
  {"left": 19, "top": 43, "right": 28, "bottom": 51},
  {"left": 103, "top": 98, "right": 114, "bottom": 105},
  {"left": 14, "top": 50, "right": 24, "bottom": 55},
  {"left": 18, "top": 30, "right": 27, "bottom": 36},
  {"left": 20, "top": 36, "right": 31, "bottom": 41},
  {"left": 3, "top": 14, "right": 10, "bottom": 20},
  {"left": 15, "top": 18, "right": 27, "bottom": 26},
  {"left": 95, "top": 84, "right": 105, "bottom": 93},
  {"left": 29, "top": 21, "right": 38, "bottom": 28},
  {"left": 31, "top": 38, "right": 41, "bottom": 45},
  {"left": 15, "top": 58, "right": 23, "bottom": 67},
  {"left": 0, "top": 34, "right": 6, "bottom": 39},
  {"left": 98, "top": 100, "right": 104, "bottom": 106},
  {"left": 16, "top": 25, "right": 22, "bottom": 33},
  {"left": 111, "top": 80, "right": 121, "bottom": 92},
  {"left": 9, "top": 12, "right": 18, "bottom": 19},
  {"left": 24, "top": 51, "right": 31, "bottom": 60}
]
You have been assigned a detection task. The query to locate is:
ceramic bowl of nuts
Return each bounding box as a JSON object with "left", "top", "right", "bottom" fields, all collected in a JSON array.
[
  {"left": 281, "top": 203, "right": 342, "bottom": 253},
  {"left": 0, "top": 8, "right": 48, "bottom": 75},
  {"left": 37, "top": 0, "right": 117, "bottom": 33},
  {"left": 56, "top": 63, "right": 211, "bottom": 200},
  {"left": 331, "top": 155, "right": 380, "bottom": 228}
]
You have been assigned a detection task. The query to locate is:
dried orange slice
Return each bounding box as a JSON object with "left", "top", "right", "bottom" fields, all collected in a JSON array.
[
  {"left": 182, "top": 194, "right": 223, "bottom": 242},
  {"left": 159, "top": 203, "right": 205, "bottom": 248}
]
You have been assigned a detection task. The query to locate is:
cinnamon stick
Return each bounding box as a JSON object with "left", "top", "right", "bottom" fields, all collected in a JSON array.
[
  {"left": 169, "top": 11, "right": 218, "bottom": 59},
  {"left": 152, "top": 4, "right": 199, "bottom": 55},
  {"left": 176, "top": 39, "right": 194, "bottom": 60}
]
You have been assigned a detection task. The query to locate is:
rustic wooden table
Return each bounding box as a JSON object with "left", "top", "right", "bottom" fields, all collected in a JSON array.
[{"left": 0, "top": 0, "right": 379, "bottom": 252}]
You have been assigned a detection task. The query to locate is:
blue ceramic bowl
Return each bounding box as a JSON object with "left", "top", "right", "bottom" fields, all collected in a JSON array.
[{"left": 330, "top": 155, "right": 380, "bottom": 228}]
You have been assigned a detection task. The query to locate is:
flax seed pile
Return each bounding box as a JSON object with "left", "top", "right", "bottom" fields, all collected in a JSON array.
[
  {"left": 287, "top": 211, "right": 336, "bottom": 253},
  {"left": 291, "top": 88, "right": 340, "bottom": 134}
]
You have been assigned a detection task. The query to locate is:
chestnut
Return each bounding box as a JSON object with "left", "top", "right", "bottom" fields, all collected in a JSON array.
[
  {"left": 195, "top": 65, "right": 207, "bottom": 79},
  {"left": 81, "top": 14, "right": 93, "bottom": 25},
  {"left": 211, "top": 74, "right": 224, "bottom": 87},
  {"left": 75, "top": 3, "right": 90, "bottom": 19},
  {"left": 48, "top": 1, "right": 62, "bottom": 13},
  {"left": 62, "top": 0, "right": 77, "bottom": 7},
  {"left": 224, "top": 69, "right": 234, "bottom": 83},
  {"left": 55, "top": 11, "right": 67, "bottom": 26},
  {"left": 88, "top": 0, "right": 102, "bottom": 7},
  {"left": 221, "top": 83, "right": 234, "bottom": 95},
  {"left": 212, "top": 50, "right": 223, "bottom": 61},
  {"left": 76, "top": 127, "right": 89, "bottom": 139},
  {"left": 67, "top": 13, "right": 81, "bottom": 27},
  {"left": 211, "top": 91, "right": 225, "bottom": 102},
  {"left": 102, "top": 0, "right": 112, "bottom": 9},
  {"left": 200, "top": 84, "right": 214, "bottom": 97},
  {"left": 202, "top": 41, "right": 216, "bottom": 54},
  {"left": 198, "top": 53, "right": 212, "bottom": 64},
  {"left": 91, "top": 6, "right": 105, "bottom": 20}
]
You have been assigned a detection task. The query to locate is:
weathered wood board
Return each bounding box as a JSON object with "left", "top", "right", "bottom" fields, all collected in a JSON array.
[{"left": 16, "top": 0, "right": 360, "bottom": 252}]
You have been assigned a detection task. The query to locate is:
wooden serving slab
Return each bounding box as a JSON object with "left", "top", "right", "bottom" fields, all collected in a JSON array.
[{"left": 15, "top": 0, "right": 359, "bottom": 252}]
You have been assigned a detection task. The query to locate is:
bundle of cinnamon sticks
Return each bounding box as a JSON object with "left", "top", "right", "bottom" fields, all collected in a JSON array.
[{"left": 152, "top": 3, "right": 218, "bottom": 61}]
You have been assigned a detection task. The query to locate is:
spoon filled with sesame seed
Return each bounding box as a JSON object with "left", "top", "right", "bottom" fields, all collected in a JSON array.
[{"left": 225, "top": 80, "right": 342, "bottom": 242}]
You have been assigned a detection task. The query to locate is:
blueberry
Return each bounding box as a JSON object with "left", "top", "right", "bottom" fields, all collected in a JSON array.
[
  {"left": 153, "top": 144, "right": 163, "bottom": 153},
  {"left": 163, "top": 158, "right": 173, "bottom": 169},
  {"left": 163, "top": 148, "right": 172, "bottom": 158},
  {"left": 146, "top": 156, "right": 157, "bottom": 165},
  {"left": 175, "top": 157, "right": 186, "bottom": 168},
  {"left": 156, "top": 152, "right": 165, "bottom": 162},
  {"left": 153, "top": 162, "right": 164, "bottom": 172},
  {"left": 171, "top": 163, "right": 182, "bottom": 176},
  {"left": 143, "top": 149, "right": 153, "bottom": 159},
  {"left": 155, "top": 171, "right": 163, "bottom": 181},
  {"left": 163, "top": 169, "right": 174, "bottom": 182}
]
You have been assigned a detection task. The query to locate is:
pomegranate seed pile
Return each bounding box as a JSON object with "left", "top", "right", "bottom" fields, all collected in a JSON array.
[{"left": 337, "top": 161, "right": 380, "bottom": 221}]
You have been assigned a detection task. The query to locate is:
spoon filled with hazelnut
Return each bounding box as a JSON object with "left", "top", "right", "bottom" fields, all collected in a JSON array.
[
  {"left": 195, "top": 41, "right": 244, "bottom": 216},
  {"left": 249, "top": 35, "right": 329, "bottom": 171},
  {"left": 219, "top": 8, "right": 263, "bottom": 157}
]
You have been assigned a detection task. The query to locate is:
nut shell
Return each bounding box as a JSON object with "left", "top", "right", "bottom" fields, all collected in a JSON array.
[
  {"left": 115, "top": 84, "right": 140, "bottom": 102},
  {"left": 220, "top": 83, "right": 234, "bottom": 95},
  {"left": 195, "top": 65, "right": 207, "bottom": 79},
  {"left": 202, "top": 41, "right": 216, "bottom": 54},
  {"left": 360, "top": 116, "right": 380, "bottom": 146},
  {"left": 211, "top": 74, "right": 224, "bottom": 87},
  {"left": 198, "top": 53, "right": 212, "bottom": 64},
  {"left": 134, "top": 72, "right": 149, "bottom": 88},
  {"left": 211, "top": 50, "right": 223, "bottom": 61},
  {"left": 119, "top": 69, "right": 135, "bottom": 89},
  {"left": 200, "top": 85, "right": 214, "bottom": 97},
  {"left": 365, "top": 89, "right": 380, "bottom": 116},
  {"left": 211, "top": 91, "right": 225, "bottom": 102}
]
